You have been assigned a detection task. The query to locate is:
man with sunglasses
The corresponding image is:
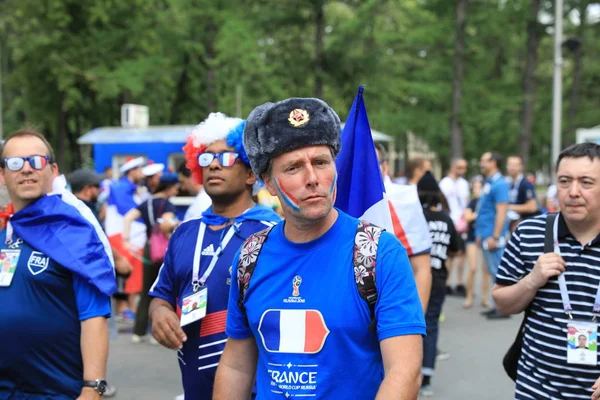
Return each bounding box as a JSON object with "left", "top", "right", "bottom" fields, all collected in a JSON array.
[
  {"left": 148, "top": 113, "right": 280, "bottom": 400},
  {"left": 0, "top": 129, "right": 116, "bottom": 399}
]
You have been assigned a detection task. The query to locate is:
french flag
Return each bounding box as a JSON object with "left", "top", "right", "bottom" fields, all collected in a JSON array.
[
  {"left": 258, "top": 310, "right": 330, "bottom": 354},
  {"left": 335, "top": 86, "right": 394, "bottom": 232}
]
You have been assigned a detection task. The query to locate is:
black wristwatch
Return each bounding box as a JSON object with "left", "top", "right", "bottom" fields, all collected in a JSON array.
[{"left": 83, "top": 379, "right": 108, "bottom": 395}]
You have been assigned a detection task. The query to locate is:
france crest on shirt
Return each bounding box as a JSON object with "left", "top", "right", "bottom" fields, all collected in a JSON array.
[{"left": 258, "top": 309, "right": 330, "bottom": 354}]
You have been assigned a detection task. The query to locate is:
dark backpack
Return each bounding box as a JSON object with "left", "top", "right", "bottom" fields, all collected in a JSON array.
[{"left": 236, "top": 221, "right": 383, "bottom": 332}]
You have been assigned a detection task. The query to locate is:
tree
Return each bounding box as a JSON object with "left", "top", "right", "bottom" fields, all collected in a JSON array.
[{"left": 450, "top": 0, "right": 468, "bottom": 160}]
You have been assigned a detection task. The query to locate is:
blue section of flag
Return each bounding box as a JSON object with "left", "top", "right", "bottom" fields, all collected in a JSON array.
[
  {"left": 108, "top": 177, "right": 139, "bottom": 216},
  {"left": 334, "top": 86, "right": 386, "bottom": 217},
  {"left": 261, "top": 310, "right": 281, "bottom": 351},
  {"left": 10, "top": 195, "right": 117, "bottom": 296}
]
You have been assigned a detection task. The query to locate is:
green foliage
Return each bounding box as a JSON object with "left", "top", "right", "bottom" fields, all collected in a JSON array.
[{"left": 0, "top": 0, "right": 599, "bottom": 172}]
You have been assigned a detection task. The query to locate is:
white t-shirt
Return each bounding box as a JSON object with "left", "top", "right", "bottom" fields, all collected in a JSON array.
[
  {"left": 439, "top": 176, "right": 470, "bottom": 225},
  {"left": 183, "top": 189, "right": 212, "bottom": 221}
]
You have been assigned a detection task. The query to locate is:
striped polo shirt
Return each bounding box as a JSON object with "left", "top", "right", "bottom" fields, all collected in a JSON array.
[{"left": 497, "top": 214, "right": 600, "bottom": 399}]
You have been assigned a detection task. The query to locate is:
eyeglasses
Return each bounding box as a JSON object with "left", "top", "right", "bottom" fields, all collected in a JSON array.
[
  {"left": 3, "top": 155, "right": 52, "bottom": 171},
  {"left": 198, "top": 152, "right": 240, "bottom": 168}
]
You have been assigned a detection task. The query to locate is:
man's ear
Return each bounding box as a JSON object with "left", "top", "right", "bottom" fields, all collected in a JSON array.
[
  {"left": 51, "top": 163, "right": 59, "bottom": 178},
  {"left": 0, "top": 168, "right": 6, "bottom": 186},
  {"left": 246, "top": 168, "right": 257, "bottom": 187}
]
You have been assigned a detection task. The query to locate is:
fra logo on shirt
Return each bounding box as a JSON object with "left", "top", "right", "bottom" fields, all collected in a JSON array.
[{"left": 28, "top": 251, "right": 49, "bottom": 275}]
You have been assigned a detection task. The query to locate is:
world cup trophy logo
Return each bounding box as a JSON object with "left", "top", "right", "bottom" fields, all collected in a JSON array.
[{"left": 292, "top": 275, "right": 302, "bottom": 297}]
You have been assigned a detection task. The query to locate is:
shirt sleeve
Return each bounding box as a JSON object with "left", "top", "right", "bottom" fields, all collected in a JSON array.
[
  {"left": 496, "top": 224, "right": 529, "bottom": 286},
  {"left": 375, "top": 232, "right": 426, "bottom": 341},
  {"left": 225, "top": 248, "right": 254, "bottom": 339},
  {"left": 73, "top": 275, "right": 112, "bottom": 321},
  {"left": 438, "top": 178, "right": 452, "bottom": 198},
  {"left": 148, "top": 234, "right": 178, "bottom": 307},
  {"left": 522, "top": 181, "right": 537, "bottom": 202},
  {"left": 467, "top": 199, "right": 477, "bottom": 212},
  {"left": 493, "top": 180, "right": 510, "bottom": 204}
]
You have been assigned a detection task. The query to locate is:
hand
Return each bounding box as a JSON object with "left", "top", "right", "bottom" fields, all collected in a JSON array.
[
  {"left": 592, "top": 375, "right": 600, "bottom": 400},
  {"left": 151, "top": 306, "right": 187, "bottom": 350},
  {"left": 487, "top": 237, "right": 498, "bottom": 250},
  {"left": 114, "top": 252, "right": 133, "bottom": 275},
  {"left": 77, "top": 387, "right": 101, "bottom": 400},
  {"left": 526, "top": 252, "right": 566, "bottom": 290}
]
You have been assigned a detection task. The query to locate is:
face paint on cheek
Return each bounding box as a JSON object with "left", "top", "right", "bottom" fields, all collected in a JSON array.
[
  {"left": 274, "top": 178, "right": 301, "bottom": 212},
  {"left": 330, "top": 171, "right": 338, "bottom": 203}
]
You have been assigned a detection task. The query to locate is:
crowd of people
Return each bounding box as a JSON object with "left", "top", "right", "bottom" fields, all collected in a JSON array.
[{"left": 0, "top": 95, "right": 599, "bottom": 400}]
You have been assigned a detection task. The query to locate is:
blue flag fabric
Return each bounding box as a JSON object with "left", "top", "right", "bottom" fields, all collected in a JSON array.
[
  {"left": 9, "top": 194, "right": 117, "bottom": 296},
  {"left": 334, "top": 86, "right": 393, "bottom": 231}
]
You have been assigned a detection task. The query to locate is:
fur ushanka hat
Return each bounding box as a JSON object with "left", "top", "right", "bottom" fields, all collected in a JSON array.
[{"left": 243, "top": 97, "right": 341, "bottom": 178}]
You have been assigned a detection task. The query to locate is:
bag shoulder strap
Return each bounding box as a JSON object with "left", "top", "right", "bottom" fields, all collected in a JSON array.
[
  {"left": 544, "top": 213, "right": 557, "bottom": 254},
  {"left": 147, "top": 197, "right": 155, "bottom": 226},
  {"left": 524, "top": 213, "right": 557, "bottom": 319},
  {"left": 354, "top": 220, "right": 383, "bottom": 333},
  {"left": 236, "top": 226, "right": 274, "bottom": 311}
]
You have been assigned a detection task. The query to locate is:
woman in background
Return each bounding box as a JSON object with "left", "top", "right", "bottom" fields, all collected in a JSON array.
[
  {"left": 417, "top": 171, "right": 459, "bottom": 397},
  {"left": 462, "top": 176, "right": 491, "bottom": 309},
  {"left": 123, "top": 172, "right": 180, "bottom": 343}
]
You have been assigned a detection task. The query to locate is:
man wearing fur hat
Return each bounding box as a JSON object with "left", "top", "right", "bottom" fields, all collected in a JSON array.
[
  {"left": 148, "top": 113, "right": 281, "bottom": 400},
  {"left": 215, "top": 98, "right": 425, "bottom": 399}
]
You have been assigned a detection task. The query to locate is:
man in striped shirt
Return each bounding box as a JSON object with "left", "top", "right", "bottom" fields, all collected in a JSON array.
[{"left": 494, "top": 143, "right": 600, "bottom": 399}]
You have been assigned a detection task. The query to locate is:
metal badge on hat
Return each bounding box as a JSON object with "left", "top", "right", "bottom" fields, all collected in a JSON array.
[{"left": 288, "top": 109, "right": 310, "bottom": 127}]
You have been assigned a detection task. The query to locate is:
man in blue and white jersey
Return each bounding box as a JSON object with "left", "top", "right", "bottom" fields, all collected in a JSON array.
[
  {"left": 0, "top": 128, "right": 116, "bottom": 399},
  {"left": 149, "top": 114, "right": 280, "bottom": 400}
]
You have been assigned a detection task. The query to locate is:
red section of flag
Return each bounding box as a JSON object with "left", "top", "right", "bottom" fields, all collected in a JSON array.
[
  {"left": 388, "top": 201, "right": 413, "bottom": 256},
  {"left": 199, "top": 310, "right": 228, "bottom": 337},
  {"left": 304, "top": 310, "right": 329, "bottom": 353}
]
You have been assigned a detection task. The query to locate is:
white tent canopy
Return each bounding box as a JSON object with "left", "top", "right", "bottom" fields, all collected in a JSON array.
[{"left": 576, "top": 125, "right": 600, "bottom": 144}]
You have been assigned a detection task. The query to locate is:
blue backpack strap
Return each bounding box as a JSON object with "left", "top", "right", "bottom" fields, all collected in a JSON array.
[
  {"left": 237, "top": 226, "right": 274, "bottom": 311},
  {"left": 354, "top": 221, "right": 383, "bottom": 333}
]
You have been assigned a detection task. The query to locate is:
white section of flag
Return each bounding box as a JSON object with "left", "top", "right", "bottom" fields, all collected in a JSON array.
[
  {"left": 104, "top": 204, "right": 146, "bottom": 249},
  {"left": 359, "top": 195, "right": 394, "bottom": 233},
  {"left": 279, "top": 310, "right": 306, "bottom": 353}
]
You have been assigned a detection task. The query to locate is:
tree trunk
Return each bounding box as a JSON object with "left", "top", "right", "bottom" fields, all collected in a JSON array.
[
  {"left": 205, "top": 20, "right": 217, "bottom": 112},
  {"left": 314, "top": 0, "right": 325, "bottom": 99},
  {"left": 170, "top": 54, "right": 190, "bottom": 125},
  {"left": 566, "top": 1, "right": 587, "bottom": 146},
  {"left": 450, "top": 0, "right": 467, "bottom": 160},
  {"left": 56, "top": 92, "right": 67, "bottom": 170},
  {"left": 518, "top": 0, "right": 541, "bottom": 166}
]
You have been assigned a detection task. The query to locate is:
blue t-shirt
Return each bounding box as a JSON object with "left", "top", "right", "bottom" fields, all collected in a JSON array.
[
  {"left": 226, "top": 210, "right": 426, "bottom": 399},
  {"left": 0, "top": 232, "right": 111, "bottom": 399},
  {"left": 475, "top": 172, "right": 510, "bottom": 240},
  {"left": 149, "top": 207, "right": 280, "bottom": 400}
]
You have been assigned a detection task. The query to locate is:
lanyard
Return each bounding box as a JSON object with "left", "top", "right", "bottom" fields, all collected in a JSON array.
[
  {"left": 553, "top": 216, "right": 600, "bottom": 320},
  {"left": 191, "top": 222, "right": 236, "bottom": 292}
]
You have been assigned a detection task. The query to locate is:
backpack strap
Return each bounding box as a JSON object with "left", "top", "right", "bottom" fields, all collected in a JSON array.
[
  {"left": 354, "top": 221, "right": 383, "bottom": 333},
  {"left": 237, "top": 226, "right": 274, "bottom": 311}
]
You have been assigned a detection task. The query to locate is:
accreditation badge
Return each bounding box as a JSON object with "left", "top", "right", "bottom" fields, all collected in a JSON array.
[
  {"left": 0, "top": 249, "right": 21, "bottom": 287},
  {"left": 567, "top": 321, "right": 597, "bottom": 366},
  {"left": 180, "top": 287, "right": 208, "bottom": 327}
]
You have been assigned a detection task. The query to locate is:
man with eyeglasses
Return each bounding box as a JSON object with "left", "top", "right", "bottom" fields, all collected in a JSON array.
[
  {"left": 148, "top": 113, "right": 280, "bottom": 400},
  {"left": 0, "top": 128, "right": 116, "bottom": 399}
]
